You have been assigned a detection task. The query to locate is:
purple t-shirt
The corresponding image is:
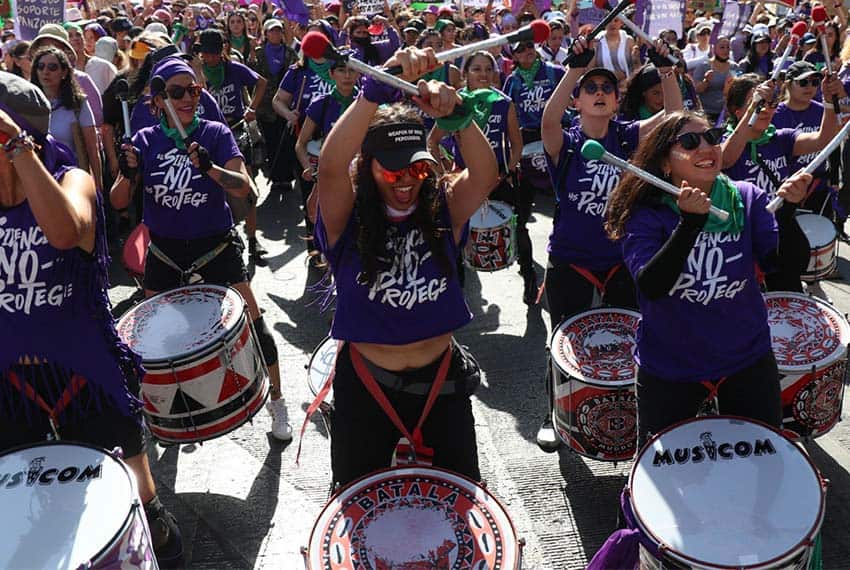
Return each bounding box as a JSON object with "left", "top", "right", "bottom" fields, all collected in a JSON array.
[
  {"left": 314, "top": 197, "right": 472, "bottom": 344},
  {"left": 305, "top": 92, "right": 344, "bottom": 137},
  {"left": 206, "top": 61, "right": 260, "bottom": 123},
  {"left": 134, "top": 120, "right": 242, "bottom": 239},
  {"left": 130, "top": 90, "right": 226, "bottom": 133},
  {"left": 772, "top": 101, "right": 827, "bottom": 179},
  {"left": 503, "top": 62, "right": 565, "bottom": 130},
  {"left": 343, "top": 27, "right": 400, "bottom": 65},
  {"left": 623, "top": 181, "right": 777, "bottom": 382},
  {"left": 722, "top": 128, "right": 798, "bottom": 197},
  {"left": 278, "top": 64, "right": 335, "bottom": 123},
  {"left": 452, "top": 90, "right": 512, "bottom": 173},
  {"left": 545, "top": 120, "right": 640, "bottom": 270}
]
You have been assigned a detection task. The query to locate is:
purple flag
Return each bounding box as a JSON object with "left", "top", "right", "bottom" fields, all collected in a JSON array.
[{"left": 271, "top": 0, "right": 309, "bottom": 25}]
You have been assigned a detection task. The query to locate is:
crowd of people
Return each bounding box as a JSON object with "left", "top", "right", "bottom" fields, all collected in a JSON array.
[{"left": 1, "top": 0, "right": 849, "bottom": 565}]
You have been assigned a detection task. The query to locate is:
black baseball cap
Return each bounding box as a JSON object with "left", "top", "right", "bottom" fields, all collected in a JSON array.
[
  {"left": 575, "top": 67, "right": 619, "bottom": 96},
  {"left": 785, "top": 60, "right": 822, "bottom": 81},
  {"left": 362, "top": 123, "right": 436, "bottom": 170},
  {"left": 197, "top": 29, "right": 225, "bottom": 54}
]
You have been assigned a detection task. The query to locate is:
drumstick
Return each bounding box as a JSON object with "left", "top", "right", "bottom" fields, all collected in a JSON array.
[
  {"left": 581, "top": 140, "right": 730, "bottom": 221},
  {"left": 564, "top": 0, "right": 635, "bottom": 67},
  {"left": 114, "top": 78, "right": 132, "bottom": 141},
  {"left": 383, "top": 20, "right": 551, "bottom": 76},
  {"left": 812, "top": 5, "right": 841, "bottom": 115},
  {"left": 150, "top": 76, "right": 190, "bottom": 141},
  {"left": 748, "top": 21, "right": 807, "bottom": 128},
  {"left": 594, "top": 0, "right": 678, "bottom": 65},
  {"left": 766, "top": 117, "right": 850, "bottom": 213}
]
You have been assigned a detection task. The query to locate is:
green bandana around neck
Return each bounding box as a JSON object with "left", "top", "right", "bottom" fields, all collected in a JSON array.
[
  {"left": 726, "top": 122, "right": 776, "bottom": 164},
  {"left": 638, "top": 104, "right": 654, "bottom": 120},
  {"left": 230, "top": 34, "right": 246, "bottom": 51},
  {"left": 331, "top": 86, "right": 357, "bottom": 114},
  {"left": 202, "top": 62, "right": 225, "bottom": 89},
  {"left": 515, "top": 58, "right": 541, "bottom": 90},
  {"left": 661, "top": 174, "right": 745, "bottom": 234},
  {"left": 159, "top": 113, "right": 200, "bottom": 150},
  {"left": 308, "top": 58, "right": 335, "bottom": 86}
]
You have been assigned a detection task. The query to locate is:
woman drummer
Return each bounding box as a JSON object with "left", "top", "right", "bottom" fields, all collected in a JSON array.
[
  {"left": 0, "top": 71, "right": 183, "bottom": 566},
  {"left": 533, "top": 38, "right": 681, "bottom": 452},
  {"left": 110, "top": 58, "right": 293, "bottom": 442},
  {"left": 315, "top": 47, "right": 498, "bottom": 486},
  {"left": 606, "top": 110, "right": 810, "bottom": 446}
]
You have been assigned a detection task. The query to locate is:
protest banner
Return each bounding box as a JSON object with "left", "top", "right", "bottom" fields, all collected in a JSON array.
[
  {"left": 14, "top": 0, "right": 65, "bottom": 41},
  {"left": 641, "top": 0, "right": 683, "bottom": 39}
]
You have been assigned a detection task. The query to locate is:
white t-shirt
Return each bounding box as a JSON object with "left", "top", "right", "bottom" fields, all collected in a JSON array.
[{"left": 49, "top": 98, "right": 96, "bottom": 152}]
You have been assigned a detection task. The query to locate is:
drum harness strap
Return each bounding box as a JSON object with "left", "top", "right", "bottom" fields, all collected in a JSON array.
[
  {"left": 350, "top": 344, "right": 452, "bottom": 466},
  {"left": 148, "top": 239, "right": 231, "bottom": 285},
  {"left": 7, "top": 370, "right": 87, "bottom": 439},
  {"left": 296, "top": 340, "right": 343, "bottom": 466}
]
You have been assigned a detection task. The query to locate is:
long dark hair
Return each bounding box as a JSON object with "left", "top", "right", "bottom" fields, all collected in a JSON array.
[
  {"left": 10, "top": 41, "right": 30, "bottom": 77},
  {"left": 724, "top": 73, "right": 761, "bottom": 125},
  {"left": 30, "top": 47, "right": 86, "bottom": 113},
  {"left": 619, "top": 64, "right": 660, "bottom": 120},
  {"left": 354, "top": 104, "right": 454, "bottom": 286},
  {"left": 606, "top": 111, "right": 704, "bottom": 240},
  {"left": 739, "top": 39, "right": 773, "bottom": 77}
]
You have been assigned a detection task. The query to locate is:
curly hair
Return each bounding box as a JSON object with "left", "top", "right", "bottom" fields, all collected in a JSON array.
[
  {"left": 30, "top": 47, "right": 87, "bottom": 113},
  {"left": 606, "top": 111, "right": 706, "bottom": 240},
  {"left": 353, "top": 104, "right": 454, "bottom": 287}
]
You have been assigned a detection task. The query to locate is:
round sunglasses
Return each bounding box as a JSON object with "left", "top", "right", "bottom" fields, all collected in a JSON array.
[
  {"left": 582, "top": 81, "right": 616, "bottom": 95},
  {"left": 675, "top": 127, "right": 724, "bottom": 150},
  {"left": 378, "top": 160, "right": 431, "bottom": 184},
  {"left": 165, "top": 84, "right": 203, "bottom": 100},
  {"left": 36, "top": 62, "right": 61, "bottom": 72}
]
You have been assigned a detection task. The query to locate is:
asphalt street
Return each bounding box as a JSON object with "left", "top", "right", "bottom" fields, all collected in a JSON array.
[{"left": 107, "top": 174, "right": 850, "bottom": 569}]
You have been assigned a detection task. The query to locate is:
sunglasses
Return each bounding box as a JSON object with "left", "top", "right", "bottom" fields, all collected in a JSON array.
[
  {"left": 36, "top": 62, "right": 61, "bottom": 72},
  {"left": 796, "top": 76, "right": 822, "bottom": 88},
  {"left": 378, "top": 160, "right": 431, "bottom": 183},
  {"left": 582, "top": 81, "right": 616, "bottom": 95},
  {"left": 165, "top": 83, "right": 203, "bottom": 99},
  {"left": 675, "top": 127, "right": 724, "bottom": 150}
]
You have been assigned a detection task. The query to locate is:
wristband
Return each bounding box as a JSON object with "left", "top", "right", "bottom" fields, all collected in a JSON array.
[
  {"left": 360, "top": 75, "right": 402, "bottom": 105},
  {"left": 3, "top": 131, "right": 38, "bottom": 159}
]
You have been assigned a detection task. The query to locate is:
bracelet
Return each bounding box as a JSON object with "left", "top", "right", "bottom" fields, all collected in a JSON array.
[{"left": 3, "top": 131, "right": 37, "bottom": 159}]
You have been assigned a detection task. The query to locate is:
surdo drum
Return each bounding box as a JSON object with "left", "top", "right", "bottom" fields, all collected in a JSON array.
[
  {"left": 796, "top": 213, "right": 838, "bottom": 282},
  {"left": 117, "top": 284, "right": 269, "bottom": 443},
  {"left": 305, "top": 466, "right": 522, "bottom": 569},
  {"left": 0, "top": 442, "right": 158, "bottom": 569},
  {"left": 464, "top": 200, "right": 517, "bottom": 272},
  {"left": 765, "top": 292, "right": 849, "bottom": 440},
  {"left": 307, "top": 336, "right": 339, "bottom": 413},
  {"left": 629, "top": 417, "right": 825, "bottom": 569},
  {"left": 551, "top": 308, "right": 640, "bottom": 461},
  {"left": 307, "top": 139, "right": 322, "bottom": 177},
  {"left": 520, "top": 141, "right": 549, "bottom": 188}
]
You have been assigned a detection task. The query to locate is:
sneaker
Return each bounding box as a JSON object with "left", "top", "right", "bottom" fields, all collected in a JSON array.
[
  {"left": 266, "top": 397, "right": 293, "bottom": 441},
  {"left": 536, "top": 417, "right": 561, "bottom": 453},
  {"left": 522, "top": 270, "right": 538, "bottom": 305},
  {"left": 248, "top": 238, "right": 269, "bottom": 266},
  {"left": 144, "top": 496, "right": 184, "bottom": 568}
]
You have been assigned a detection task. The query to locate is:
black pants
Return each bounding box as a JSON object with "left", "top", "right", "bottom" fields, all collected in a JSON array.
[
  {"left": 262, "top": 117, "right": 296, "bottom": 184},
  {"left": 490, "top": 175, "right": 534, "bottom": 276},
  {"left": 330, "top": 342, "right": 481, "bottom": 487},
  {"left": 636, "top": 351, "right": 782, "bottom": 449}
]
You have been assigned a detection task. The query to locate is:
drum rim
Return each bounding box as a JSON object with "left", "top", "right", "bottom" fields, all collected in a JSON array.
[
  {"left": 140, "top": 311, "right": 249, "bottom": 371},
  {"left": 628, "top": 415, "right": 826, "bottom": 569},
  {"left": 521, "top": 140, "right": 544, "bottom": 155},
  {"left": 118, "top": 284, "right": 248, "bottom": 364},
  {"left": 307, "top": 335, "right": 337, "bottom": 397},
  {"left": 765, "top": 292, "right": 850, "bottom": 372},
  {"left": 549, "top": 307, "right": 641, "bottom": 387},
  {"left": 0, "top": 441, "right": 140, "bottom": 568},
  {"left": 306, "top": 465, "right": 521, "bottom": 569}
]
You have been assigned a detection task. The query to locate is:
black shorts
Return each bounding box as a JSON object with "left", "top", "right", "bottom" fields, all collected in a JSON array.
[
  {"left": 0, "top": 367, "right": 145, "bottom": 458},
  {"left": 144, "top": 229, "right": 249, "bottom": 292}
]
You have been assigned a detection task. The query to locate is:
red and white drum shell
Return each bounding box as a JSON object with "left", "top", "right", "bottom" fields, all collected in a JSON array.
[
  {"left": 0, "top": 442, "right": 158, "bottom": 569},
  {"left": 463, "top": 200, "right": 517, "bottom": 272},
  {"left": 796, "top": 213, "right": 838, "bottom": 282},
  {"left": 306, "top": 466, "right": 522, "bottom": 570},
  {"left": 550, "top": 308, "right": 640, "bottom": 461},
  {"left": 629, "top": 417, "right": 825, "bottom": 570},
  {"left": 117, "top": 284, "right": 269, "bottom": 443},
  {"left": 765, "top": 292, "right": 849, "bottom": 440},
  {"left": 520, "top": 141, "right": 549, "bottom": 189},
  {"left": 307, "top": 139, "right": 322, "bottom": 176}
]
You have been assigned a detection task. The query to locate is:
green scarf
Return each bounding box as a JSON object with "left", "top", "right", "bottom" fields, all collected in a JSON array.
[
  {"left": 514, "top": 59, "right": 541, "bottom": 90},
  {"left": 638, "top": 104, "right": 654, "bottom": 120},
  {"left": 203, "top": 63, "right": 225, "bottom": 90},
  {"left": 230, "top": 34, "right": 246, "bottom": 52},
  {"left": 422, "top": 65, "right": 447, "bottom": 83},
  {"left": 308, "top": 58, "right": 335, "bottom": 87},
  {"left": 331, "top": 86, "right": 357, "bottom": 114},
  {"left": 458, "top": 87, "right": 503, "bottom": 131},
  {"left": 726, "top": 122, "right": 776, "bottom": 164},
  {"left": 159, "top": 113, "right": 200, "bottom": 150},
  {"left": 661, "top": 174, "right": 745, "bottom": 234}
]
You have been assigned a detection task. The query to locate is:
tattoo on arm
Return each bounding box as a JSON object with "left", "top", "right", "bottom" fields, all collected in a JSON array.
[{"left": 218, "top": 170, "right": 246, "bottom": 189}]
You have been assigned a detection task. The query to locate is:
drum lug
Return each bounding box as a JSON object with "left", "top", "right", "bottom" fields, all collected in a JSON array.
[{"left": 110, "top": 446, "right": 125, "bottom": 459}]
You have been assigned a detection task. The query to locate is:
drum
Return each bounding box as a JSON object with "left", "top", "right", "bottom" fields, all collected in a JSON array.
[
  {"left": 0, "top": 442, "right": 157, "bottom": 569},
  {"left": 765, "top": 292, "right": 849, "bottom": 440},
  {"left": 116, "top": 284, "right": 269, "bottom": 443},
  {"left": 463, "top": 200, "right": 517, "bottom": 271},
  {"left": 550, "top": 308, "right": 640, "bottom": 461},
  {"left": 796, "top": 213, "right": 838, "bottom": 282},
  {"left": 307, "top": 336, "right": 338, "bottom": 411},
  {"left": 629, "top": 416, "right": 825, "bottom": 569},
  {"left": 307, "top": 139, "right": 322, "bottom": 176},
  {"left": 305, "top": 466, "right": 522, "bottom": 569},
  {"left": 520, "top": 140, "right": 549, "bottom": 188},
  {"left": 122, "top": 222, "right": 150, "bottom": 287}
]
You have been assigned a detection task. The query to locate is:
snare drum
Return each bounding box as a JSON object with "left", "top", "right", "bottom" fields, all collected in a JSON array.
[
  {"left": 464, "top": 200, "right": 517, "bottom": 271},
  {"left": 765, "top": 292, "right": 849, "bottom": 440},
  {"left": 629, "top": 416, "right": 825, "bottom": 569},
  {"left": 307, "top": 139, "right": 321, "bottom": 176},
  {"left": 0, "top": 442, "right": 157, "bottom": 569},
  {"left": 520, "top": 140, "right": 549, "bottom": 188},
  {"left": 796, "top": 213, "right": 838, "bottom": 281},
  {"left": 116, "top": 284, "right": 269, "bottom": 443},
  {"left": 305, "top": 466, "right": 522, "bottom": 569},
  {"left": 307, "top": 336, "right": 338, "bottom": 411},
  {"left": 551, "top": 308, "right": 640, "bottom": 461}
]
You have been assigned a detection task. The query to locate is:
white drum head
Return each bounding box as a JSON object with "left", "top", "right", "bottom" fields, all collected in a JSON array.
[
  {"left": 765, "top": 292, "right": 850, "bottom": 373},
  {"left": 796, "top": 213, "right": 837, "bottom": 248},
  {"left": 308, "top": 337, "right": 338, "bottom": 398},
  {"left": 521, "top": 140, "right": 544, "bottom": 157},
  {"left": 469, "top": 200, "right": 514, "bottom": 230},
  {"left": 0, "top": 443, "right": 136, "bottom": 569},
  {"left": 307, "top": 139, "right": 322, "bottom": 157},
  {"left": 630, "top": 417, "right": 824, "bottom": 569},
  {"left": 117, "top": 284, "right": 245, "bottom": 362}
]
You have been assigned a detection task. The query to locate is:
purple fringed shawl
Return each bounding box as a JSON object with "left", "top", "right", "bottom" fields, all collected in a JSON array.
[{"left": 587, "top": 488, "right": 661, "bottom": 570}]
